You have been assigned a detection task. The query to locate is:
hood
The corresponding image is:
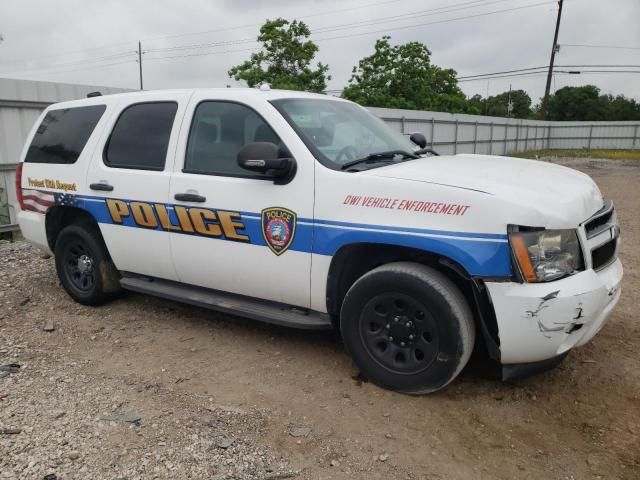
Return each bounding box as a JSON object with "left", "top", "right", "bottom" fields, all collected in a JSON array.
[{"left": 364, "top": 154, "right": 603, "bottom": 227}]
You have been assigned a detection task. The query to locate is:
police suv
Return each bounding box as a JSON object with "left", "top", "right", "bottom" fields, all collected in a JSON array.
[{"left": 16, "top": 88, "right": 622, "bottom": 393}]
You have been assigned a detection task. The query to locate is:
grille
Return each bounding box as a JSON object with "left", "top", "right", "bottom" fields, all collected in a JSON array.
[
  {"left": 592, "top": 239, "right": 617, "bottom": 271},
  {"left": 582, "top": 199, "right": 619, "bottom": 271},
  {"left": 584, "top": 200, "right": 614, "bottom": 239}
]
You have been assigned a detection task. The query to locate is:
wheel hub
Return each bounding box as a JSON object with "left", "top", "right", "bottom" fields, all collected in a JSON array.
[
  {"left": 386, "top": 315, "right": 417, "bottom": 347},
  {"left": 77, "top": 254, "right": 94, "bottom": 274},
  {"left": 360, "top": 293, "right": 439, "bottom": 375}
]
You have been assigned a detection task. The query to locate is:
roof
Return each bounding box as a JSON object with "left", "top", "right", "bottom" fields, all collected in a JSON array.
[{"left": 45, "top": 87, "right": 347, "bottom": 110}]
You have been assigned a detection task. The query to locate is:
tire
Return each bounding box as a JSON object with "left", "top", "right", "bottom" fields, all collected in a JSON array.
[
  {"left": 54, "top": 224, "right": 121, "bottom": 306},
  {"left": 340, "top": 262, "right": 475, "bottom": 394}
]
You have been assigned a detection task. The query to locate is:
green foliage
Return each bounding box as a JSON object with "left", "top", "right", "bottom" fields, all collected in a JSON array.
[
  {"left": 468, "top": 90, "right": 532, "bottom": 119},
  {"left": 342, "top": 37, "right": 473, "bottom": 113},
  {"left": 544, "top": 85, "right": 640, "bottom": 121},
  {"left": 546, "top": 85, "right": 605, "bottom": 121},
  {"left": 228, "top": 18, "right": 330, "bottom": 93},
  {"left": 0, "top": 187, "right": 10, "bottom": 226},
  {"left": 512, "top": 149, "right": 640, "bottom": 161}
]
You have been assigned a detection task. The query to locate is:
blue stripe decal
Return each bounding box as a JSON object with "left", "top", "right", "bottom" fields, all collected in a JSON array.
[
  {"left": 72, "top": 194, "right": 512, "bottom": 278},
  {"left": 310, "top": 218, "right": 508, "bottom": 240}
]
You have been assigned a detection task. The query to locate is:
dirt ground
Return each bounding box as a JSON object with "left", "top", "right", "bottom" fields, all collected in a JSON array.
[{"left": 1, "top": 158, "right": 639, "bottom": 480}]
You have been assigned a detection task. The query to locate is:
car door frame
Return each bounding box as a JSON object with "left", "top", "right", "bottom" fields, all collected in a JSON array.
[
  {"left": 84, "top": 91, "right": 193, "bottom": 281},
  {"left": 168, "top": 91, "right": 317, "bottom": 308}
]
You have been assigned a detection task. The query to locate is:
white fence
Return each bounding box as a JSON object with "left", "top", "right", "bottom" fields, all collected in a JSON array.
[
  {"left": 1, "top": 78, "right": 639, "bottom": 234},
  {"left": 369, "top": 107, "right": 640, "bottom": 156}
]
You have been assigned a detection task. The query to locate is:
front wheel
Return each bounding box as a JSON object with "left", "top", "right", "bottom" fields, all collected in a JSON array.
[
  {"left": 340, "top": 262, "right": 475, "bottom": 394},
  {"left": 54, "top": 224, "right": 121, "bottom": 305}
]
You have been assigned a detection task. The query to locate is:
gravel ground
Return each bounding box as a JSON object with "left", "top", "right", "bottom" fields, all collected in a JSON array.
[{"left": 1, "top": 158, "right": 639, "bottom": 479}]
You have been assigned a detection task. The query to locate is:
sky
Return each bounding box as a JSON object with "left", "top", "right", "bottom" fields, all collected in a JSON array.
[{"left": 0, "top": 0, "right": 639, "bottom": 104}]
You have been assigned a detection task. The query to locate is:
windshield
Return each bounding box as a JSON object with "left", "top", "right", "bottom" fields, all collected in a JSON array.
[{"left": 271, "top": 98, "right": 416, "bottom": 170}]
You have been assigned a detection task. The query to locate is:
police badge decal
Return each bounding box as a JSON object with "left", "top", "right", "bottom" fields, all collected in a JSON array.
[{"left": 261, "top": 207, "right": 297, "bottom": 256}]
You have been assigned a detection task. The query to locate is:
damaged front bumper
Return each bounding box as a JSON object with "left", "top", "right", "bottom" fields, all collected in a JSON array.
[{"left": 486, "top": 258, "right": 623, "bottom": 366}]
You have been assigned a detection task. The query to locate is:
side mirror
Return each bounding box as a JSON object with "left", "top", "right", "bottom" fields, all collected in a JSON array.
[
  {"left": 237, "top": 142, "right": 296, "bottom": 185},
  {"left": 409, "top": 132, "right": 427, "bottom": 149}
]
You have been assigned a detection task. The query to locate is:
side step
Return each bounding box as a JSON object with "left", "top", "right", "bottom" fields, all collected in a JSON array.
[{"left": 119, "top": 274, "right": 332, "bottom": 330}]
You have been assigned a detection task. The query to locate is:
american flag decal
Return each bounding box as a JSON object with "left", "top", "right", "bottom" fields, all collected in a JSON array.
[
  {"left": 54, "top": 192, "right": 77, "bottom": 207},
  {"left": 21, "top": 189, "right": 76, "bottom": 213},
  {"left": 22, "top": 189, "right": 55, "bottom": 214}
]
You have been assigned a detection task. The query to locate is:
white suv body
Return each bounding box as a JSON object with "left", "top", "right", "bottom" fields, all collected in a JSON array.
[{"left": 16, "top": 88, "right": 623, "bottom": 392}]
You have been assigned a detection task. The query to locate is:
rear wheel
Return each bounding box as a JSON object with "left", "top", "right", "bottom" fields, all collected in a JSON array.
[
  {"left": 54, "top": 224, "right": 121, "bottom": 305},
  {"left": 340, "top": 262, "right": 475, "bottom": 394}
]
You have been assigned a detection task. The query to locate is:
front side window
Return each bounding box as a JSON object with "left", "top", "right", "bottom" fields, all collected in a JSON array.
[
  {"left": 25, "top": 105, "right": 106, "bottom": 164},
  {"left": 104, "top": 102, "right": 177, "bottom": 170},
  {"left": 184, "top": 101, "right": 282, "bottom": 177},
  {"left": 272, "top": 98, "right": 416, "bottom": 169}
]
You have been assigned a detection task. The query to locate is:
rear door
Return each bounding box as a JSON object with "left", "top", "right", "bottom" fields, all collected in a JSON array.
[
  {"left": 85, "top": 92, "right": 191, "bottom": 280},
  {"left": 168, "top": 93, "right": 314, "bottom": 308}
]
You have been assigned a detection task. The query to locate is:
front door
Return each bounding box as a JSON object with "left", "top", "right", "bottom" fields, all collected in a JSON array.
[{"left": 168, "top": 94, "right": 313, "bottom": 308}]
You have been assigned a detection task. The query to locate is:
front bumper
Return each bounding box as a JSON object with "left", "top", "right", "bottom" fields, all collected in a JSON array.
[{"left": 486, "top": 258, "right": 623, "bottom": 365}]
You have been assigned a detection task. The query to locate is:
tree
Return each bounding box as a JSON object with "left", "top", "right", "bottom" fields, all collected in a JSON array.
[
  {"left": 471, "top": 89, "right": 532, "bottom": 118},
  {"left": 228, "top": 18, "right": 330, "bottom": 93},
  {"left": 544, "top": 86, "right": 640, "bottom": 121},
  {"left": 342, "top": 37, "right": 473, "bottom": 113},
  {"left": 603, "top": 94, "right": 640, "bottom": 121},
  {"left": 545, "top": 85, "right": 607, "bottom": 121}
]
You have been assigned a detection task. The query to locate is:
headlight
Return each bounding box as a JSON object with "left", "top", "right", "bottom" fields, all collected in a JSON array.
[{"left": 509, "top": 229, "right": 584, "bottom": 282}]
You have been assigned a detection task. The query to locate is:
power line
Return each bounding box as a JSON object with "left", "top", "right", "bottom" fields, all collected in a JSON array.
[
  {"left": 0, "top": 0, "right": 414, "bottom": 70},
  {"left": 459, "top": 72, "right": 553, "bottom": 82},
  {"left": 145, "top": 0, "right": 510, "bottom": 55},
  {"left": 5, "top": 59, "right": 136, "bottom": 78},
  {"left": 139, "top": 0, "right": 414, "bottom": 44},
  {"left": 145, "top": 47, "right": 260, "bottom": 62},
  {"left": 146, "top": 0, "right": 556, "bottom": 62},
  {"left": 0, "top": 51, "right": 137, "bottom": 76},
  {"left": 457, "top": 69, "right": 640, "bottom": 82},
  {"left": 576, "top": 70, "right": 640, "bottom": 74},
  {"left": 458, "top": 64, "right": 640, "bottom": 80},
  {"left": 561, "top": 43, "right": 640, "bottom": 51},
  {"left": 308, "top": 0, "right": 514, "bottom": 34},
  {"left": 312, "top": 1, "right": 556, "bottom": 43},
  {"left": 458, "top": 66, "right": 548, "bottom": 79},
  {"left": 142, "top": 0, "right": 491, "bottom": 45},
  {"left": 0, "top": 42, "right": 139, "bottom": 69},
  {"left": 0, "top": 0, "right": 556, "bottom": 75}
]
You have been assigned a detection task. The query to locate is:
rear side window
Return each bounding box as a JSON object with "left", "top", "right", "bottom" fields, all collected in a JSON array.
[
  {"left": 104, "top": 102, "right": 178, "bottom": 170},
  {"left": 25, "top": 105, "right": 106, "bottom": 164}
]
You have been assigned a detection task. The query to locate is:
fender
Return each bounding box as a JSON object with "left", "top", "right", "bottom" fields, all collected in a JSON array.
[{"left": 312, "top": 218, "right": 513, "bottom": 278}]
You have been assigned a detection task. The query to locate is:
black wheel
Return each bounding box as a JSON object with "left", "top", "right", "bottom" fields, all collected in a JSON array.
[
  {"left": 54, "top": 224, "right": 121, "bottom": 305},
  {"left": 340, "top": 262, "right": 475, "bottom": 394}
]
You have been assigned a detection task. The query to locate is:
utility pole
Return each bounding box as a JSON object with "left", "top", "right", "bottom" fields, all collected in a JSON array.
[
  {"left": 485, "top": 80, "right": 490, "bottom": 115},
  {"left": 137, "top": 41, "right": 144, "bottom": 91},
  {"left": 541, "top": 0, "right": 564, "bottom": 118},
  {"left": 507, "top": 84, "right": 513, "bottom": 117}
]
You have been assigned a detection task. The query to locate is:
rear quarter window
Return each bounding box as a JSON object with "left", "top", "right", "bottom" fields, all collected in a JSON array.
[{"left": 25, "top": 105, "right": 106, "bottom": 164}]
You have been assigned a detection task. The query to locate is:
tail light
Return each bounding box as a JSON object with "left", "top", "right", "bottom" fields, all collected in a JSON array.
[{"left": 15, "top": 163, "right": 25, "bottom": 211}]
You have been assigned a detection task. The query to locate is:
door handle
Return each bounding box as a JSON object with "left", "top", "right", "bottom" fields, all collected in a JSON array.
[
  {"left": 174, "top": 192, "right": 206, "bottom": 203},
  {"left": 89, "top": 182, "right": 114, "bottom": 192}
]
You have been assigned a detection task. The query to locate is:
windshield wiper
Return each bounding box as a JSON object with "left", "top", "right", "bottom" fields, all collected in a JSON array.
[{"left": 340, "top": 150, "right": 419, "bottom": 171}]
